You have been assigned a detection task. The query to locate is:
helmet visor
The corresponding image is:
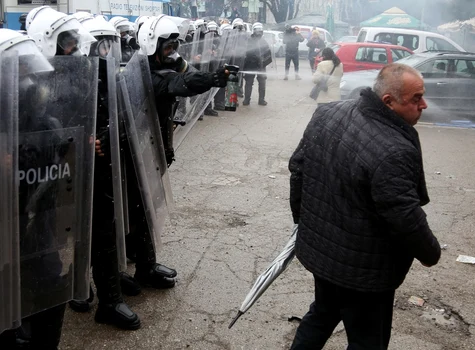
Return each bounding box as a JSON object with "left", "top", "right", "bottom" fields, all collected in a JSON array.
[
  {"left": 9, "top": 40, "right": 54, "bottom": 76},
  {"left": 90, "top": 36, "right": 121, "bottom": 60},
  {"left": 161, "top": 38, "right": 179, "bottom": 56},
  {"left": 55, "top": 17, "right": 97, "bottom": 56}
]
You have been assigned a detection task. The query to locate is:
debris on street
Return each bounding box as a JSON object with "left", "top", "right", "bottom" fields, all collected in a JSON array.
[
  {"left": 456, "top": 255, "right": 475, "bottom": 264},
  {"left": 408, "top": 296, "right": 425, "bottom": 307}
]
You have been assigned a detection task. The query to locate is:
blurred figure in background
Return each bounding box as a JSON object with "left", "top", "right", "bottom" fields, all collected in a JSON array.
[
  {"left": 307, "top": 30, "right": 325, "bottom": 73},
  {"left": 312, "top": 47, "right": 343, "bottom": 106}
]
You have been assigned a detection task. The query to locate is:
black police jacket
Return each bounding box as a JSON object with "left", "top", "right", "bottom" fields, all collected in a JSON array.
[{"left": 150, "top": 62, "right": 219, "bottom": 165}]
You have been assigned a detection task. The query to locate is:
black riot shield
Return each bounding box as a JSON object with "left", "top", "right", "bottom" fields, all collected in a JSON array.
[
  {"left": 106, "top": 55, "right": 127, "bottom": 272},
  {"left": 0, "top": 51, "right": 21, "bottom": 333},
  {"left": 17, "top": 56, "right": 98, "bottom": 318},
  {"left": 118, "top": 53, "right": 174, "bottom": 255}
]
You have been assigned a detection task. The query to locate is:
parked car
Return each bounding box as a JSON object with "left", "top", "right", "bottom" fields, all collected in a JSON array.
[
  {"left": 336, "top": 35, "right": 357, "bottom": 43},
  {"left": 264, "top": 30, "right": 285, "bottom": 57},
  {"left": 339, "top": 51, "right": 475, "bottom": 117},
  {"left": 314, "top": 42, "right": 413, "bottom": 72},
  {"left": 290, "top": 25, "right": 333, "bottom": 57},
  {"left": 356, "top": 27, "right": 465, "bottom": 53}
]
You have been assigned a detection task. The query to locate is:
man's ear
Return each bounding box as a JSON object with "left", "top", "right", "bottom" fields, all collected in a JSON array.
[{"left": 382, "top": 94, "right": 393, "bottom": 109}]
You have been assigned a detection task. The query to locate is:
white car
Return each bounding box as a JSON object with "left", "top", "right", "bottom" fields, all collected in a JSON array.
[
  {"left": 264, "top": 30, "right": 285, "bottom": 57},
  {"left": 356, "top": 27, "right": 465, "bottom": 53},
  {"left": 290, "top": 25, "right": 334, "bottom": 57}
]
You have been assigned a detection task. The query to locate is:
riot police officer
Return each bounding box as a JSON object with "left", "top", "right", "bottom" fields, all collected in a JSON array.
[
  {"left": 243, "top": 22, "right": 272, "bottom": 106},
  {"left": 67, "top": 14, "right": 142, "bottom": 330},
  {"left": 110, "top": 16, "right": 140, "bottom": 63},
  {"left": 138, "top": 15, "right": 229, "bottom": 166},
  {"left": 0, "top": 28, "right": 59, "bottom": 350},
  {"left": 117, "top": 16, "right": 229, "bottom": 290}
]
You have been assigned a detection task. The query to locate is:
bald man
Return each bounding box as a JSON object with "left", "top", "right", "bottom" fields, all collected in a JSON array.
[{"left": 289, "top": 64, "right": 441, "bottom": 350}]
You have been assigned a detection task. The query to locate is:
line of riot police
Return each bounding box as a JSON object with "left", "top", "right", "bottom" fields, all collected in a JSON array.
[{"left": 0, "top": 8, "right": 272, "bottom": 349}]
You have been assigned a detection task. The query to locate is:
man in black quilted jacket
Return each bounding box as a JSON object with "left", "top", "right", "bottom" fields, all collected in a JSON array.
[{"left": 289, "top": 63, "right": 441, "bottom": 350}]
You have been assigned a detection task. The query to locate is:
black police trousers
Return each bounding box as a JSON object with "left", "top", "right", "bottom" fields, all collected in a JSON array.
[
  {"left": 290, "top": 275, "right": 395, "bottom": 350},
  {"left": 0, "top": 303, "right": 66, "bottom": 350},
  {"left": 244, "top": 70, "right": 267, "bottom": 102},
  {"left": 91, "top": 165, "right": 123, "bottom": 305}
]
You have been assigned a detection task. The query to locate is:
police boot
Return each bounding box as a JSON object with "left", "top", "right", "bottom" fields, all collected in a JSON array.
[
  {"left": 95, "top": 302, "right": 141, "bottom": 331},
  {"left": 68, "top": 285, "right": 95, "bottom": 312},
  {"left": 135, "top": 263, "right": 177, "bottom": 289},
  {"left": 93, "top": 245, "right": 141, "bottom": 330},
  {"left": 258, "top": 81, "right": 267, "bottom": 106},
  {"left": 204, "top": 108, "right": 219, "bottom": 117},
  {"left": 120, "top": 272, "right": 142, "bottom": 296},
  {"left": 204, "top": 103, "right": 219, "bottom": 117},
  {"left": 133, "top": 220, "right": 177, "bottom": 289}
]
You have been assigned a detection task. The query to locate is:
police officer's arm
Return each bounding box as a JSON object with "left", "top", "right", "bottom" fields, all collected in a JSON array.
[
  {"left": 371, "top": 150, "right": 441, "bottom": 267},
  {"left": 154, "top": 68, "right": 228, "bottom": 98}
]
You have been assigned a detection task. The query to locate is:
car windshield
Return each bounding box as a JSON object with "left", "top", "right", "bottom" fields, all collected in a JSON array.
[
  {"left": 395, "top": 54, "right": 432, "bottom": 67},
  {"left": 328, "top": 44, "right": 341, "bottom": 53}
]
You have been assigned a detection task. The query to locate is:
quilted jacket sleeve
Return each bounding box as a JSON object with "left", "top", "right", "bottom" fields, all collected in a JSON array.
[
  {"left": 371, "top": 150, "right": 441, "bottom": 266},
  {"left": 289, "top": 137, "right": 306, "bottom": 224}
]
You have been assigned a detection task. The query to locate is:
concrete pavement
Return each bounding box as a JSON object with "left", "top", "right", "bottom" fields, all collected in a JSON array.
[{"left": 60, "top": 59, "right": 475, "bottom": 349}]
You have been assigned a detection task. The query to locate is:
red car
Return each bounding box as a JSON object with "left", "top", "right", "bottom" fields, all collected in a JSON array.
[{"left": 314, "top": 42, "right": 413, "bottom": 72}]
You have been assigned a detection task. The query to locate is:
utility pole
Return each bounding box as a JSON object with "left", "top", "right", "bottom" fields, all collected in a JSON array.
[{"left": 420, "top": 0, "right": 427, "bottom": 30}]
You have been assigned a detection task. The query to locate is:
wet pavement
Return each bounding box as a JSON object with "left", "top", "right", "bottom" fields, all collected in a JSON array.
[{"left": 60, "top": 58, "right": 475, "bottom": 349}]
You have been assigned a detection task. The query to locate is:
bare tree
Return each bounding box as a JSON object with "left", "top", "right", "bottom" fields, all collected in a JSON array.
[{"left": 260, "top": 0, "right": 302, "bottom": 23}]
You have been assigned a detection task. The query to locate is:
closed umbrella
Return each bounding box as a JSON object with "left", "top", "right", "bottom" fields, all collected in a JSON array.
[{"left": 228, "top": 224, "right": 298, "bottom": 329}]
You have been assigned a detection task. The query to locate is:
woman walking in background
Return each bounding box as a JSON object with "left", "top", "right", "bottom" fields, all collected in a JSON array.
[
  {"left": 312, "top": 47, "right": 344, "bottom": 106},
  {"left": 307, "top": 30, "right": 325, "bottom": 73}
]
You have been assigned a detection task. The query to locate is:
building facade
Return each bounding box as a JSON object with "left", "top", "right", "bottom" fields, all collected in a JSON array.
[{"left": 1, "top": 0, "right": 165, "bottom": 30}]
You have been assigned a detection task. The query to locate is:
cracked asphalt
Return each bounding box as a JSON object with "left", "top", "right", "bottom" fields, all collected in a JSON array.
[{"left": 60, "top": 59, "right": 475, "bottom": 349}]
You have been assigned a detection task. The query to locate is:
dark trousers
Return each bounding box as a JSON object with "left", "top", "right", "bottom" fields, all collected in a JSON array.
[
  {"left": 309, "top": 57, "right": 316, "bottom": 72},
  {"left": 214, "top": 87, "right": 225, "bottom": 108},
  {"left": 90, "top": 161, "right": 123, "bottom": 305},
  {"left": 0, "top": 303, "right": 66, "bottom": 350},
  {"left": 290, "top": 276, "right": 395, "bottom": 350},
  {"left": 244, "top": 71, "right": 267, "bottom": 102},
  {"left": 285, "top": 52, "right": 300, "bottom": 75},
  {"left": 191, "top": 6, "right": 198, "bottom": 19}
]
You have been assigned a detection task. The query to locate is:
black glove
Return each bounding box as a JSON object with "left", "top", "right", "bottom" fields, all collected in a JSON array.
[
  {"left": 212, "top": 67, "right": 229, "bottom": 88},
  {"left": 165, "top": 149, "right": 175, "bottom": 167}
]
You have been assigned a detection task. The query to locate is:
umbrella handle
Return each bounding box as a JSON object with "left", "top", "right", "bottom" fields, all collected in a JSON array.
[{"left": 228, "top": 310, "right": 244, "bottom": 329}]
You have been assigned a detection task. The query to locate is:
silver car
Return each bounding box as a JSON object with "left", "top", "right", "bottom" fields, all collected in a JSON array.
[
  {"left": 264, "top": 30, "right": 285, "bottom": 57},
  {"left": 340, "top": 51, "right": 475, "bottom": 121}
]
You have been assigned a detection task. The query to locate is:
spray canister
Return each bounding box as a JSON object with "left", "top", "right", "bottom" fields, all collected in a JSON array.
[{"left": 224, "top": 64, "right": 240, "bottom": 112}]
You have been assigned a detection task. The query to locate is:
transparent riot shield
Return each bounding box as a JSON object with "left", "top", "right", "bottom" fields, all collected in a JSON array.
[
  {"left": 166, "top": 16, "right": 190, "bottom": 42},
  {"left": 118, "top": 52, "right": 174, "bottom": 254},
  {"left": 106, "top": 55, "right": 127, "bottom": 272},
  {"left": 173, "top": 32, "right": 224, "bottom": 149},
  {"left": 189, "top": 27, "right": 203, "bottom": 68},
  {"left": 17, "top": 56, "right": 98, "bottom": 318},
  {"left": 0, "top": 51, "right": 21, "bottom": 333}
]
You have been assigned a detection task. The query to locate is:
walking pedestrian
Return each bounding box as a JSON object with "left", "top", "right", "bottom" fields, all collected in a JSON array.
[
  {"left": 283, "top": 25, "right": 304, "bottom": 80},
  {"left": 289, "top": 63, "right": 441, "bottom": 350}
]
